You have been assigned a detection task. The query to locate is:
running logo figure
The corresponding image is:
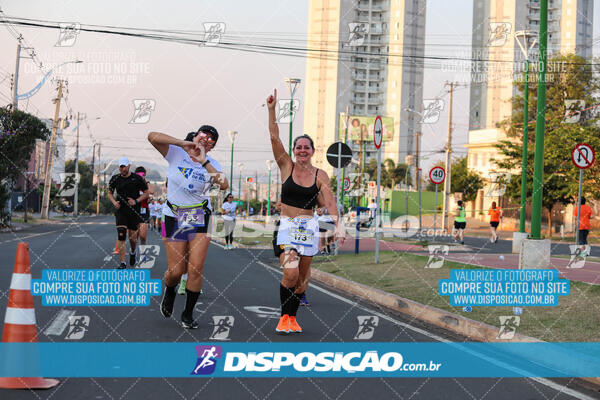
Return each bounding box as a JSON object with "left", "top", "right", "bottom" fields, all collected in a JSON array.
[
  {"left": 209, "top": 316, "right": 234, "bottom": 341},
  {"left": 191, "top": 345, "right": 222, "bottom": 375},
  {"left": 354, "top": 316, "right": 379, "bottom": 340}
]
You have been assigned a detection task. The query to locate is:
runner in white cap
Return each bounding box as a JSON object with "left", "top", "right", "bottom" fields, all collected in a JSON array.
[{"left": 107, "top": 157, "right": 149, "bottom": 269}]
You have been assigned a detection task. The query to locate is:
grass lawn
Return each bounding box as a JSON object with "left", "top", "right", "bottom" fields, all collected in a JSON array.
[
  {"left": 312, "top": 251, "right": 600, "bottom": 342},
  {"left": 214, "top": 221, "right": 274, "bottom": 246}
]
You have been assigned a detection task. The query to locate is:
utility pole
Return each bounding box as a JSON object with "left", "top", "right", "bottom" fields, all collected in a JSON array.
[
  {"left": 442, "top": 82, "right": 455, "bottom": 233},
  {"left": 74, "top": 112, "right": 81, "bottom": 217},
  {"left": 95, "top": 143, "right": 101, "bottom": 215},
  {"left": 415, "top": 131, "right": 422, "bottom": 234},
  {"left": 12, "top": 43, "right": 22, "bottom": 109},
  {"left": 40, "top": 80, "right": 64, "bottom": 219}
]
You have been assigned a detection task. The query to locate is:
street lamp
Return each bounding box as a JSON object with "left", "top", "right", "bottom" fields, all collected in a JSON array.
[
  {"left": 228, "top": 130, "right": 238, "bottom": 192},
  {"left": 266, "top": 160, "right": 273, "bottom": 217},
  {"left": 284, "top": 77, "right": 301, "bottom": 155},
  {"left": 515, "top": 30, "right": 537, "bottom": 234}
]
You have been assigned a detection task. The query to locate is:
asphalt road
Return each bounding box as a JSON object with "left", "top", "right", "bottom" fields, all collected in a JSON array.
[{"left": 0, "top": 216, "right": 598, "bottom": 400}]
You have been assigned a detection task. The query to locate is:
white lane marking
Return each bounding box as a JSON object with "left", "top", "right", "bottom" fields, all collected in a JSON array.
[
  {"left": 0, "top": 229, "right": 63, "bottom": 244},
  {"left": 45, "top": 309, "right": 76, "bottom": 336},
  {"left": 251, "top": 255, "right": 595, "bottom": 400}
]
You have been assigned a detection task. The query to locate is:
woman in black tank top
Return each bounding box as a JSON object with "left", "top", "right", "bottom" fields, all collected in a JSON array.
[{"left": 266, "top": 88, "right": 345, "bottom": 335}]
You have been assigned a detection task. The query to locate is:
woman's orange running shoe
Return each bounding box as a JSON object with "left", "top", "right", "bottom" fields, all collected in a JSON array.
[
  {"left": 289, "top": 316, "right": 302, "bottom": 333},
  {"left": 276, "top": 314, "right": 290, "bottom": 334}
]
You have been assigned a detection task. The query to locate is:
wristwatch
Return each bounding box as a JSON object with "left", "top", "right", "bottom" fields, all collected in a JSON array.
[{"left": 202, "top": 160, "right": 211, "bottom": 167}]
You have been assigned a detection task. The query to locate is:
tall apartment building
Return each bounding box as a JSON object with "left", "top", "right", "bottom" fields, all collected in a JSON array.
[
  {"left": 303, "top": 0, "right": 427, "bottom": 175},
  {"left": 466, "top": 0, "right": 593, "bottom": 218}
]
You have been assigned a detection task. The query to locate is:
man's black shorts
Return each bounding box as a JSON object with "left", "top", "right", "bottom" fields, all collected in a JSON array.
[
  {"left": 115, "top": 205, "right": 142, "bottom": 230},
  {"left": 490, "top": 221, "right": 499, "bottom": 228},
  {"left": 454, "top": 221, "right": 466, "bottom": 230},
  {"left": 139, "top": 207, "right": 150, "bottom": 223}
]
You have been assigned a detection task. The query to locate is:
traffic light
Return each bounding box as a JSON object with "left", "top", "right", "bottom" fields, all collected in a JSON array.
[{"left": 246, "top": 177, "right": 253, "bottom": 183}]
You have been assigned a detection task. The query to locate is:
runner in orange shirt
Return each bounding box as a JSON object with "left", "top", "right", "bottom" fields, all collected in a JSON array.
[
  {"left": 488, "top": 201, "right": 502, "bottom": 244},
  {"left": 573, "top": 196, "right": 594, "bottom": 245}
]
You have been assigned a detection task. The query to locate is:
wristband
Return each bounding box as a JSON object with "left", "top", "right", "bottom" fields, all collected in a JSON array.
[{"left": 202, "top": 160, "right": 210, "bottom": 168}]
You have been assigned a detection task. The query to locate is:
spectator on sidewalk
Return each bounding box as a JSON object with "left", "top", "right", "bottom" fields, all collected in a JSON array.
[
  {"left": 368, "top": 199, "right": 377, "bottom": 220},
  {"left": 488, "top": 201, "right": 503, "bottom": 244},
  {"left": 573, "top": 196, "right": 593, "bottom": 246}
]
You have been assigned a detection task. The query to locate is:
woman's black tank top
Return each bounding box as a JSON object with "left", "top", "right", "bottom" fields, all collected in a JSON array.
[{"left": 280, "top": 165, "right": 319, "bottom": 210}]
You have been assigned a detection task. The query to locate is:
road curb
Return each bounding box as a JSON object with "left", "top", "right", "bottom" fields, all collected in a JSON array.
[{"left": 310, "top": 267, "right": 600, "bottom": 387}]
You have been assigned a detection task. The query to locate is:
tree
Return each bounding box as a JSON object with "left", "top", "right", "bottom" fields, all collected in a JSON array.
[
  {"left": 495, "top": 54, "right": 600, "bottom": 235},
  {"left": 0, "top": 107, "right": 50, "bottom": 224},
  {"left": 364, "top": 158, "right": 410, "bottom": 189},
  {"left": 425, "top": 157, "right": 483, "bottom": 202}
]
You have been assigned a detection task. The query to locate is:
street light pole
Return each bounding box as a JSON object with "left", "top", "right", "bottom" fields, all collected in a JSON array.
[
  {"left": 284, "top": 78, "right": 301, "bottom": 156},
  {"left": 74, "top": 112, "right": 82, "bottom": 217},
  {"left": 531, "top": 0, "right": 548, "bottom": 239},
  {"left": 515, "top": 31, "right": 536, "bottom": 234},
  {"left": 228, "top": 130, "right": 238, "bottom": 191}
]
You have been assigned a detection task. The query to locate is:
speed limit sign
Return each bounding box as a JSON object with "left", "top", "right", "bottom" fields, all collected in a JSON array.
[
  {"left": 343, "top": 177, "right": 351, "bottom": 192},
  {"left": 429, "top": 166, "right": 446, "bottom": 185}
]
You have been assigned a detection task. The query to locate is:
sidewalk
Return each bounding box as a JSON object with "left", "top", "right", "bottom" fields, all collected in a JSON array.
[{"left": 337, "top": 238, "right": 600, "bottom": 285}]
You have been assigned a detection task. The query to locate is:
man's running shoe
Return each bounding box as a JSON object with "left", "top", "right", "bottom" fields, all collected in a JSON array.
[
  {"left": 289, "top": 316, "right": 302, "bottom": 333},
  {"left": 160, "top": 288, "right": 175, "bottom": 318},
  {"left": 181, "top": 313, "right": 199, "bottom": 329},
  {"left": 275, "top": 314, "right": 290, "bottom": 334},
  {"left": 129, "top": 252, "right": 136, "bottom": 266},
  {"left": 300, "top": 293, "right": 310, "bottom": 306},
  {"left": 178, "top": 279, "right": 187, "bottom": 295},
  {"left": 117, "top": 262, "right": 126, "bottom": 270}
]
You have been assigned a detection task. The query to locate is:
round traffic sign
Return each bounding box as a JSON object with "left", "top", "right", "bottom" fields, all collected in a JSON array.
[
  {"left": 326, "top": 142, "right": 353, "bottom": 169},
  {"left": 373, "top": 115, "right": 383, "bottom": 149},
  {"left": 429, "top": 166, "right": 446, "bottom": 185},
  {"left": 343, "top": 177, "right": 351, "bottom": 192},
  {"left": 571, "top": 143, "right": 595, "bottom": 169}
]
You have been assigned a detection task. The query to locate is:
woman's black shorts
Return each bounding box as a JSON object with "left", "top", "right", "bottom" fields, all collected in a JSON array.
[{"left": 490, "top": 221, "right": 499, "bottom": 228}]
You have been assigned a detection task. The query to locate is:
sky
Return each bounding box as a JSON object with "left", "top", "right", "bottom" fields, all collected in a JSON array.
[{"left": 0, "top": 0, "right": 598, "bottom": 182}]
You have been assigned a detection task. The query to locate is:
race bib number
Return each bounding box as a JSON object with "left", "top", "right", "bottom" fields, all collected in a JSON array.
[
  {"left": 290, "top": 226, "right": 314, "bottom": 247},
  {"left": 177, "top": 207, "right": 205, "bottom": 227},
  {"left": 140, "top": 208, "right": 147, "bottom": 215}
]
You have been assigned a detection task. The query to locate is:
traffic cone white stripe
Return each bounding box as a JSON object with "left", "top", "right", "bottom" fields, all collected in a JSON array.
[
  {"left": 4, "top": 307, "right": 36, "bottom": 325},
  {"left": 9, "top": 273, "right": 31, "bottom": 290}
]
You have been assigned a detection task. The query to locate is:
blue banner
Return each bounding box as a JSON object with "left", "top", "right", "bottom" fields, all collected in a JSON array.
[
  {"left": 0, "top": 342, "right": 599, "bottom": 378},
  {"left": 30, "top": 269, "right": 162, "bottom": 306},
  {"left": 439, "top": 269, "right": 569, "bottom": 306}
]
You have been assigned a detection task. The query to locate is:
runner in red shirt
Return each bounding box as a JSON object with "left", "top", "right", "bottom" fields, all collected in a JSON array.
[{"left": 574, "top": 196, "right": 594, "bottom": 245}]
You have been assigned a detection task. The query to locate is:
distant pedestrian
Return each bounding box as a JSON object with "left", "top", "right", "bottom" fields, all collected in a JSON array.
[
  {"left": 453, "top": 200, "right": 466, "bottom": 245},
  {"left": 368, "top": 199, "right": 377, "bottom": 220},
  {"left": 574, "top": 196, "right": 594, "bottom": 246},
  {"left": 221, "top": 193, "right": 237, "bottom": 250},
  {"left": 488, "top": 201, "right": 503, "bottom": 243}
]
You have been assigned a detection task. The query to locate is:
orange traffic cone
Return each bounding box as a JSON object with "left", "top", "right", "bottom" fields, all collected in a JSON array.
[
  {"left": 0, "top": 242, "right": 59, "bottom": 389},
  {"left": 113, "top": 241, "right": 119, "bottom": 254}
]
